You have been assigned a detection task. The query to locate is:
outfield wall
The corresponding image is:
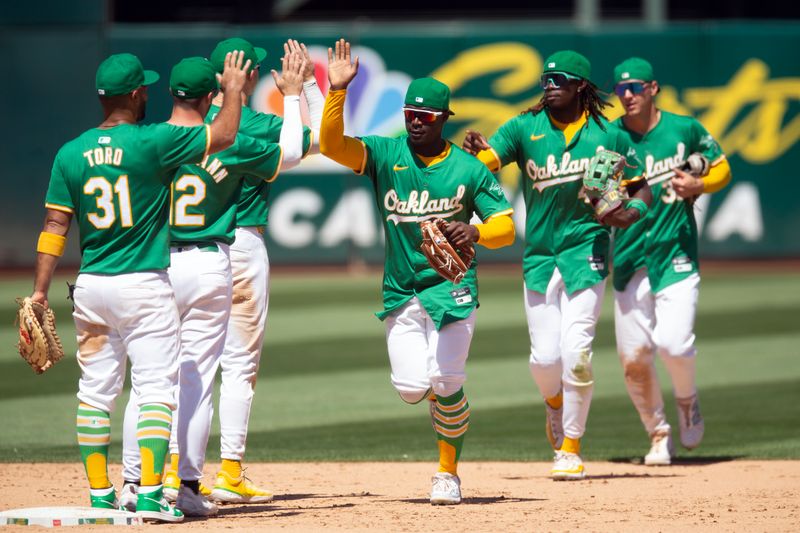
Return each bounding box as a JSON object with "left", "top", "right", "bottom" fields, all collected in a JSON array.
[{"left": 3, "top": 20, "right": 799, "bottom": 266}]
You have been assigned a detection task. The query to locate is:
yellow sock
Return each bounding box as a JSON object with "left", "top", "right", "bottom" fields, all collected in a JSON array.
[
  {"left": 437, "top": 441, "right": 458, "bottom": 475},
  {"left": 221, "top": 458, "right": 242, "bottom": 478},
  {"left": 86, "top": 453, "right": 111, "bottom": 489},
  {"left": 562, "top": 437, "right": 581, "bottom": 454},
  {"left": 546, "top": 391, "right": 563, "bottom": 409},
  {"left": 169, "top": 453, "right": 179, "bottom": 471}
]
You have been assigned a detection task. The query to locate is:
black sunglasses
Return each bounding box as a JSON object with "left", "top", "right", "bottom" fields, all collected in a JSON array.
[{"left": 614, "top": 82, "right": 648, "bottom": 97}]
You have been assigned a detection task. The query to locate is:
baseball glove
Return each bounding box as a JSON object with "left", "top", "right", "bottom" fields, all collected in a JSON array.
[
  {"left": 583, "top": 149, "right": 629, "bottom": 222},
  {"left": 15, "top": 297, "right": 64, "bottom": 374},
  {"left": 419, "top": 218, "right": 475, "bottom": 284},
  {"left": 679, "top": 153, "right": 710, "bottom": 177}
]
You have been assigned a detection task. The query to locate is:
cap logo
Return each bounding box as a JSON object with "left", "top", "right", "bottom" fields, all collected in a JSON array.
[
  {"left": 177, "top": 90, "right": 186, "bottom": 96},
  {"left": 622, "top": 72, "right": 630, "bottom": 79},
  {"left": 548, "top": 62, "right": 556, "bottom": 68},
  {"left": 98, "top": 89, "right": 106, "bottom": 95},
  {"left": 415, "top": 96, "right": 423, "bottom": 103}
]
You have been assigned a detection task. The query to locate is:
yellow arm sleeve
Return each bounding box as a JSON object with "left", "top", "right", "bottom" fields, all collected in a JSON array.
[
  {"left": 475, "top": 213, "right": 515, "bottom": 249},
  {"left": 477, "top": 149, "right": 501, "bottom": 172},
  {"left": 319, "top": 89, "right": 368, "bottom": 173},
  {"left": 702, "top": 158, "right": 732, "bottom": 194},
  {"left": 37, "top": 232, "right": 66, "bottom": 257}
]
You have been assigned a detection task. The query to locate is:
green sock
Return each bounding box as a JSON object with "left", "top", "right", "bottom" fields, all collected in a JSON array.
[
  {"left": 430, "top": 388, "right": 471, "bottom": 474},
  {"left": 76, "top": 403, "right": 111, "bottom": 489},
  {"left": 137, "top": 403, "right": 172, "bottom": 486}
]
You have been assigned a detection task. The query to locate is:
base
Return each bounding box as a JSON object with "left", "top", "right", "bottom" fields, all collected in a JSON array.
[{"left": 0, "top": 507, "right": 142, "bottom": 527}]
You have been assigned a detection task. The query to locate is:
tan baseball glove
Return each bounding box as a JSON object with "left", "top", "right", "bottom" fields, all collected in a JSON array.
[
  {"left": 419, "top": 218, "right": 475, "bottom": 284},
  {"left": 15, "top": 297, "right": 64, "bottom": 374}
]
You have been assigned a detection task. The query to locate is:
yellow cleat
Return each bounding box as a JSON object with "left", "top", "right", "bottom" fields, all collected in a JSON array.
[
  {"left": 199, "top": 482, "right": 212, "bottom": 497},
  {"left": 162, "top": 468, "right": 180, "bottom": 503},
  {"left": 210, "top": 470, "right": 273, "bottom": 504}
]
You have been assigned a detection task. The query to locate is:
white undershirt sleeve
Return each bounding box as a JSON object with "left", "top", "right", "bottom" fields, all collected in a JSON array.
[
  {"left": 279, "top": 95, "right": 303, "bottom": 170},
  {"left": 303, "top": 79, "right": 324, "bottom": 155}
]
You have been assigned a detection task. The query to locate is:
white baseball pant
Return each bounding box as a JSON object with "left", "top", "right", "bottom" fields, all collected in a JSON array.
[
  {"left": 525, "top": 268, "right": 605, "bottom": 440},
  {"left": 614, "top": 268, "right": 700, "bottom": 435},
  {"left": 218, "top": 226, "right": 270, "bottom": 461},
  {"left": 74, "top": 271, "right": 180, "bottom": 414},
  {"left": 386, "top": 297, "right": 476, "bottom": 404},
  {"left": 122, "top": 243, "right": 232, "bottom": 483}
]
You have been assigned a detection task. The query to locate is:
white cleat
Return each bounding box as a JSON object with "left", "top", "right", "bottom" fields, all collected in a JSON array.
[
  {"left": 676, "top": 394, "right": 705, "bottom": 450},
  {"left": 176, "top": 485, "right": 219, "bottom": 517},
  {"left": 551, "top": 451, "right": 586, "bottom": 481},
  {"left": 118, "top": 482, "right": 138, "bottom": 512},
  {"left": 644, "top": 430, "right": 674, "bottom": 466},
  {"left": 430, "top": 472, "right": 461, "bottom": 505}
]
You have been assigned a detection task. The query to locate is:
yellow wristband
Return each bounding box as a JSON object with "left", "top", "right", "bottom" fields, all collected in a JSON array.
[{"left": 37, "top": 232, "right": 66, "bottom": 257}]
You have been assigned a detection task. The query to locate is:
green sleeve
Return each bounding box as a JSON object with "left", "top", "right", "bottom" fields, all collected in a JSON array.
[
  {"left": 234, "top": 135, "right": 283, "bottom": 182},
  {"left": 488, "top": 116, "right": 522, "bottom": 167},
  {"left": 154, "top": 124, "right": 209, "bottom": 169},
  {"left": 610, "top": 126, "right": 644, "bottom": 180},
  {"left": 45, "top": 150, "right": 74, "bottom": 210},
  {"left": 690, "top": 119, "right": 725, "bottom": 162},
  {"left": 472, "top": 166, "right": 512, "bottom": 220},
  {"left": 244, "top": 110, "right": 311, "bottom": 155}
]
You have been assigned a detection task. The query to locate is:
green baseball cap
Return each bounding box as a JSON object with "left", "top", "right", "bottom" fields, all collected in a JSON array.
[
  {"left": 169, "top": 57, "right": 218, "bottom": 99},
  {"left": 95, "top": 53, "right": 159, "bottom": 96},
  {"left": 210, "top": 37, "right": 267, "bottom": 73},
  {"left": 542, "top": 50, "right": 592, "bottom": 83},
  {"left": 614, "top": 57, "right": 655, "bottom": 83},
  {"left": 404, "top": 77, "right": 454, "bottom": 114}
]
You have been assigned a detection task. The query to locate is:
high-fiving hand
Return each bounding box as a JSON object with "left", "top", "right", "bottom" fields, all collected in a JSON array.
[
  {"left": 285, "top": 39, "right": 316, "bottom": 82},
  {"left": 327, "top": 38, "right": 359, "bottom": 91},
  {"left": 271, "top": 51, "right": 307, "bottom": 97},
  {"left": 218, "top": 51, "right": 252, "bottom": 96}
]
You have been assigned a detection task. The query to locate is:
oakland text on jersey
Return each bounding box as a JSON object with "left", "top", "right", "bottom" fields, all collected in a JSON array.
[
  {"left": 383, "top": 185, "right": 466, "bottom": 224},
  {"left": 644, "top": 143, "right": 689, "bottom": 185},
  {"left": 525, "top": 152, "right": 593, "bottom": 191}
]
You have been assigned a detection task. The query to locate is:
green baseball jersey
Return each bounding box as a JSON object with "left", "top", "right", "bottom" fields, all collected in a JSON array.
[
  {"left": 45, "top": 123, "right": 209, "bottom": 274},
  {"left": 207, "top": 105, "right": 312, "bottom": 228},
  {"left": 612, "top": 110, "right": 725, "bottom": 292},
  {"left": 489, "top": 111, "right": 641, "bottom": 294},
  {"left": 169, "top": 133, "right": 283, "bottom": 245},
  {"left": 359, "top": 135, "right": 513, "bottom": 330}
]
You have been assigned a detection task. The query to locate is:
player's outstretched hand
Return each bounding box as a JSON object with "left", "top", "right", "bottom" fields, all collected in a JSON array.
[
  {"left": 219, "top": 50, "right": 252, "bottom": 95},
  {"left": 285, "top": 39, "right": 315, "bottom": 82},
  {"left": 462, "top": 130, "right": 491, "bottom": 155},
  {"left": 272, "top": 52, "right": 307, "bottom": 97},
  {"left": 327, "top": 38, "right": 359, "bottom": 91},
  {"left": 442, "top": 221, "right": 479, "bottom": 248},
  {"left": 671, "top": 167, "right": 704, "bottom": 199}
]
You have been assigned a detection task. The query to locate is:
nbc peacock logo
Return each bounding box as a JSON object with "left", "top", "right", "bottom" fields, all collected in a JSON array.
[{"left": 251, "top": 45, "right": 412, "bottom": 172}]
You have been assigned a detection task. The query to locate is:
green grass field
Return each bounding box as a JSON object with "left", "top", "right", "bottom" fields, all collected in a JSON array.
[{"left": 1, "top": 267, "right": 798, "bottom": 464}]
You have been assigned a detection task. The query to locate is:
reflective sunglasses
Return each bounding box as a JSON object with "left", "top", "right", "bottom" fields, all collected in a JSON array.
[
  {"left": 540, "top": 71, "right": 582, "bottom": 89},
  {"left": 614, "top": 81, "right": 648, "bottom": 97},
  {"left": 402, "top": 107, "right": 444, "bottom": 124}
]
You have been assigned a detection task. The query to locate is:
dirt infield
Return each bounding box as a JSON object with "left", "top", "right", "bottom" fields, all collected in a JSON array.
[{"left": 1, "top": 461, "right": 798, "bottom": 531}]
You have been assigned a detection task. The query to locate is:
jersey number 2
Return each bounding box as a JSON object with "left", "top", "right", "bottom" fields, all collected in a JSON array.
[
  {"left": 84, "top": 176, "right": 133, "bottom": 229},
  {"left": 172, "top": 174, "right": 207, "bottom": 226}
]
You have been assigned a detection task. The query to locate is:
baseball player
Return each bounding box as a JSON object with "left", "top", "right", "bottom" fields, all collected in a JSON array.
[
  {"left": 610, "top": 57, "right": 732, "bottom": 465},
  {"left": 28, "top": 51, "right": 250, "bottom": 522},
  {"left": 119, "top": 52, "right": 307, "bottom": 517},
  {"left": 320, "top": 39, "right": 515, "bottom": 504},
  {"left": 121, "top": 38, "right": 321, "bottom": 506},
  {"left": 462, "top": 50, "right": 648, "bottom": 480},
  {"left": 208, "top": 37, "right": 320, "bottom": 504}
]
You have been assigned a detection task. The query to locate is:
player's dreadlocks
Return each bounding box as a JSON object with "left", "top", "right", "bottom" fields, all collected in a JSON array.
[{"left": 522, "top": 83, "right": 612, "bottom": 130}]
